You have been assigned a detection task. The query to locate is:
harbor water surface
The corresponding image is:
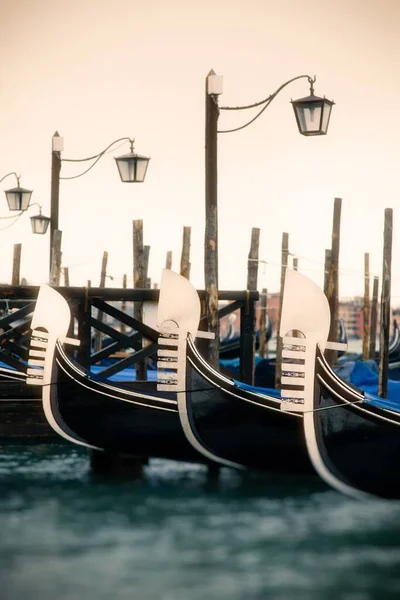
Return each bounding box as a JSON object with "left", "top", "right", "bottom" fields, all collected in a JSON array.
[{"left": 1, "top": 443, "right": 400, "bottom": 600}]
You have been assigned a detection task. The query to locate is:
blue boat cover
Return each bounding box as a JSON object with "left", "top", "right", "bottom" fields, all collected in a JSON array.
[
  {"left": 364, "top": 391, "right": 400, "bottom": 412},
  {"left": 232, "top": 379, "right": 281, "bottom": 399},
  {"left": 350, "top": 360, "right": 400, "bottom": 412}
]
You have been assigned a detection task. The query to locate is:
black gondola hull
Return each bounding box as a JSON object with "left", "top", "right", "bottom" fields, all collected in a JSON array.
[
  {"left": 312, "top": 351, "right": 400, "bottom": 498},
  {"left": 52, "top": 343, "right": 313, "bottom": 473}
]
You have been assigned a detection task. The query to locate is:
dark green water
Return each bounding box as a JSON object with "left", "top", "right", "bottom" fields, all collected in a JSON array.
[{"left": 1, "top": 444, "right": 400, "bottom": 600}]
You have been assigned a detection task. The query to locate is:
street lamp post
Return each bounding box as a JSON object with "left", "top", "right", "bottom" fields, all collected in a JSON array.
[
  {"left": 49, "top": 132, "right": 150, "bottom": 276},
  {"left": 204, "top": 70, "right": 334, "bottom": 368}
]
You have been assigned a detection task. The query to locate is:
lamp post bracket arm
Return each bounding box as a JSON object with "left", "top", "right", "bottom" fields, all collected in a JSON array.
[
  {"left": 219, "top": 74, "right": 315, "bottom": 111},
  {"left": 62, "top": 137, "right": 133, "bottom": 163},
  {"left": 218, "top": 74, "right": 316, "bottom": 134},
  {"left": 0, "top": 172, "right": 20, "bottom": 185},
  {"left": 0, "top": 212, "right": 23, "bottom": 220},
  {"left": 218, "top": 96, "right": 274, "bottom": 134}
]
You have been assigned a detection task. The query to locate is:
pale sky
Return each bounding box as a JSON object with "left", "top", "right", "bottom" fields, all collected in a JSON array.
[{"left": 1, "top": 0, "right": 400, "bottom": 301}]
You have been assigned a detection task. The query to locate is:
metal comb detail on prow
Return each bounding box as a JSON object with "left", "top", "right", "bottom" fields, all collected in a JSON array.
[
  {"left": 280, "top": 334, "right": 347, "bottom": 413},
  {"left": 157, "top": 330, "right": 181, "bottom": 392},
  {"left": 280, "top": 335, "right": 308, "bottom": 411},
  {"left": 26, "top": 329, "right": 49, "bottom": 385}
]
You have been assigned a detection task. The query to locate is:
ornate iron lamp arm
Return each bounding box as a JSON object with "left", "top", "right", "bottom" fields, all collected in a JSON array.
[
  {"left": 218, "top": 75, "right": 316, "bottom": 134},
  {"left": 60, "top": 137, "right": 136, "bottom": 180},
  {"left": 0, "top": 172, "right": 20, "bottom": 185}
]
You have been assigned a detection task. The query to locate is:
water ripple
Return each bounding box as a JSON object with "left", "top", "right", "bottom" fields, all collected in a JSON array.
[{"left": 1, "top": 444, "right": 400, "bottom": 599}]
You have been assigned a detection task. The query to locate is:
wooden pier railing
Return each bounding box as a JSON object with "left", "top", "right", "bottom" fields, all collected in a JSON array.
[{"left": 0, "top": 285, "right": 259, "bottom": 384}]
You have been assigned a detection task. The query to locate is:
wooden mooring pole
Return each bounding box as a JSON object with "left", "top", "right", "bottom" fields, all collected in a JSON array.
[
  {"left": 324, "top": 249, "right": 331, "bottom": 296},
  {"left": 369, "top": 276, "right": 379, "bottom": 360},
  {"left": 120, "top": 274, "right": 127, "bottom": 334},
  {"left": 144, "top": 245, "right": 151, "bottom": 288},
  {"left": 94, "top": 251, "right": 108, "bottom": 352},
  {"left": 50, "top": 131, "right": 62, "bottom": 277},
  {"left": 326, "top": 198, "right": 342, "bottom": 366},
  {"left": 11, "top": 243, "right": 22, "bottom": 286},
  {"left": 378, "top": 208, "right": 393, "bottom": 398},
  {"left": 50, "top": 230, "right": 62, "bottom": 286},
  {"left": 180, "top": 226, "right": 191, "bottom": 280},
  {"left": 247, "top": 227, "right": 260, "bottom": 291},
  {"left": 165, "top": 251, "right": 172, "bottom": 270},
  {"left": 275, "top": 232, "right": 289, "bottom": 388},
  {"left": 204, "top": 69, "right": 219, "bottom": 369},
  {"left": 246, "top": 227, "right": 260, "bottom": 385},
  {"left": 259, "top": 287, "right": 268, "bottom": 359},
  {"left": 63, "top": 266, "right": 70, "bottom": 287},
  {"left": 362, "top": 253, "right": 371, "bottom": 361},
  {"left": 133, "top": 219, "right": 146, "bottom": 380}
]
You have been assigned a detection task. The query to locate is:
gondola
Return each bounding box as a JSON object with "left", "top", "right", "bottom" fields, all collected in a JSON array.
[
  {"left": 27, "top": 270, "right": 314, "bottom": 473},
  {"left": 279, "top": 269, "right": 400, "bottom": 499}
]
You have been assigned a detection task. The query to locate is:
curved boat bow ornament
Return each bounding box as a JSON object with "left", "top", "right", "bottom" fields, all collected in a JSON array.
[
  {"left": 27, "top": 284, "right": 100, "bottom": 451},
  {"left": 156, "top": 269, "right": 245, "bottom": 470},
  {"left": 278, "top": 269, "right": 375, "bottom": 499},
  {"left": 279, "top": 268, "right": 344, "bottom": 412}
]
